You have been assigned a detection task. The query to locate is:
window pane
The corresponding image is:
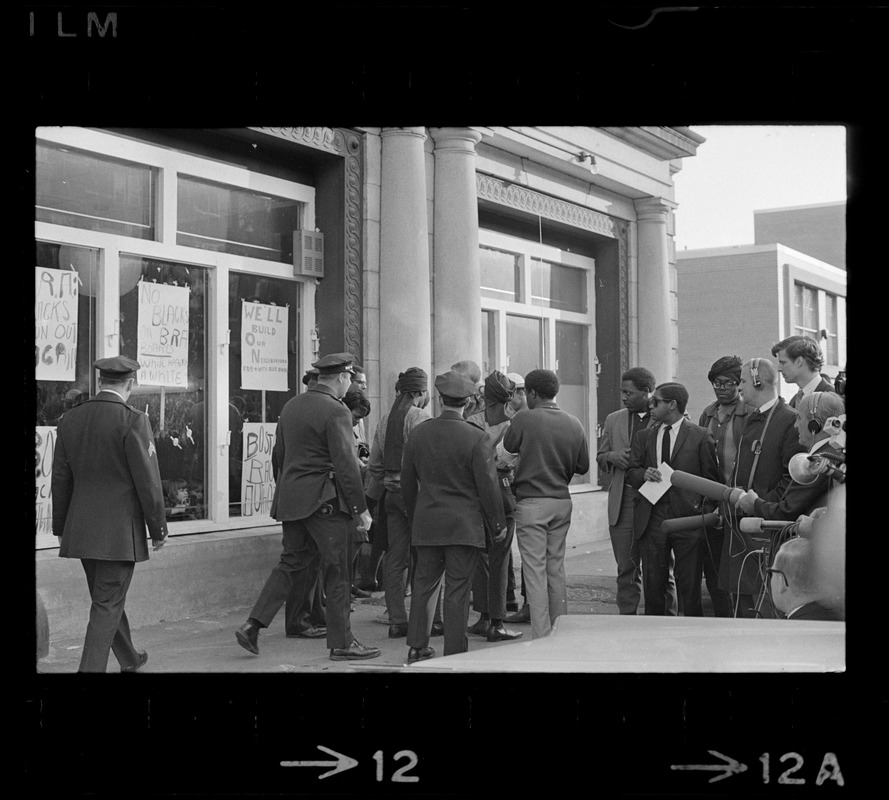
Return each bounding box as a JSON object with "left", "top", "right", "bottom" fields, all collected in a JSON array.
[
  {"left": 826, "top": 293, "right": 839, "bottom": 364},
  {"left": 228, "top": 273, "right": 300, "bottom": 517},
  {"left": 480, "top": 246, "right": 519, "bottom": 302},
  {"left": 178, "top": 176, "right": 302, "bottom": 263},
  {"left": 119, "top": 257, "right": 208, "bottom": 522},
  {"left": 794, "top": 282, "right": 818, "bottom": 337},
  {"left": 530, "top": 258, "right": 586, "bottom": 313},
  {"left": 506, "top": 315, "right": 543, "bottom": 378},
  {"left": 556, "top": 321, "right": 590, "bottom": 485},
  {"left": 36, "top": 142, "right": 156, "bottom": 239},
  {"left": 481, "top": 310, "right": 496, "bottom": 375}
]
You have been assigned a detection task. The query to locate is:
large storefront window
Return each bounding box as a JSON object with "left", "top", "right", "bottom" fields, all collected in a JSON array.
[{"left": 479, "top": 229, "right": 596, "bottom": 487}]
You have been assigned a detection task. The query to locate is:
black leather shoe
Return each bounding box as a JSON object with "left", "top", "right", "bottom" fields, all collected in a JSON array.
[
  {"left": 407, "top": 646, "right": 435, "bottom": 664},
  {"left": 351, "top": 586, "right": 373, "bottom": 598},
  {"left": 236, "top": 621, "right": 260, "bottom": 655},
  {"left": 330, "top": 640, "right": 381, "bottom": 661},
  {"left": 504, "top": 605, "right": 530, "bottom": 624},
  {"left": 466, "top": 617, "right": 490, "bottom": 636},
  {"left": 121, "top": 650, "right": 148, "bottom": 672},
  {"left": 487, "top": 623, "right": 523, "bottom": 642},
  {"left": 388, "top": 624, "right": 408, "bottom": 638},
  {"left": 286, "top": 625, "right": 327, "bottom": 639},
  {"left": 430, "top": 622, "right": 445, "bottom": 637}
]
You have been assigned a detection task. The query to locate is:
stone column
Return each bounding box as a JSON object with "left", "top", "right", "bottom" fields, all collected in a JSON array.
[
  {"left": 379, "top": 127, "right": 432, "bottom": 399},
  {"left": 429, "top": 127, "right": 484, "bottom": 379},
  {"left": 634, "top": 197, "right": 675, "bottom": 383}
]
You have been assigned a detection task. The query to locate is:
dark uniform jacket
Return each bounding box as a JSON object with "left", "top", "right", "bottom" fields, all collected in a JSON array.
[
  {"left": 401, "top": 410, "right": 506, "bottom": 548},
  {"left": 270, "top": 383, "right": 367, "bottom": 521},
  {"left": 626, "top": 419, "right": 720, "bottom": 539},
  {"left": 52, "top": 391, "right": 167, "bottom": 561}
]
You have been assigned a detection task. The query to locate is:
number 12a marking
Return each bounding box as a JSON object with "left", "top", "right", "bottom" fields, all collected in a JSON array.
[
  {"left": 759, "top": 752, "right": 844, "bottom": 786},
  {"left": 372, "top": 750, "right": 419, "bottom": 783}
]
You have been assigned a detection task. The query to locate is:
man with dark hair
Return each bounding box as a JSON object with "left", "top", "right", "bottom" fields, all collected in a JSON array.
[
  {"left": 771, "top": 335, "right": 834, "bottom": 408},
  {"left": 401, "top": 370, "right": 507, "bottom": 662},
  {"left": 236, "top": 353, "right": 380, "bottom": 661},
  {"left": 626, "top": 382, "right": 720, "bottom": 616},
  {"left": 697, "top": 355, "right": 754, "bottom": 617},
  {"left": 596, "top": 366, "right": 657, "bottom": 615},
  {"left": 500, "top": 369, "right": 590, "bottom": 638},
  {"left": 52, "top": 356, "right": 168, "bottom": 672},
  {"left": 769, "top": 537, "right": 843, "bottom": 621},
  {"left": 720, "top": 357, "right": 806, "bottom": 617},
  {"left": 465, "top": 371, "right": 523, "bottom": 642}
]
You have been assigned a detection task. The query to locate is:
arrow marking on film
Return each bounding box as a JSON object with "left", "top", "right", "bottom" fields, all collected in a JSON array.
[
  {"left": 670, "top": 750, "right": 748, "bottom": 783},
  {"left": 281, "top": 745, "right": 359, "bottom": 779}
]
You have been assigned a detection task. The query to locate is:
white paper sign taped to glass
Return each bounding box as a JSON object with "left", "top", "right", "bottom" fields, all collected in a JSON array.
[
  {"left": 240, "top": 301, "right": 289, "bottom": 392},
  {"left": 35, "top": 267, "right": 79, "bottom": 382},
  {"left": 136, "top": 281, "right": 190, "bottom": 388},
  {"left": 241, "top": 422, "right": 276, "bottom": 517},
  {"left": 35, "top": 426, "right": 56, "bottom": 545}
]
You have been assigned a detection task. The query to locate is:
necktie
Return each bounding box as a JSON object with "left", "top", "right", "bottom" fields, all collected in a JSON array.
[
  {"left": 792, "top": 389, "right": 804, "bottom": 408},
  {"left": 661, "top": 424, "right": 671, "bottom": 466}
]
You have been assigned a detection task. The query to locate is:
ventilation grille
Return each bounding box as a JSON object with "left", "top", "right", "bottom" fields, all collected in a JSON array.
[{"left": 294, "top": 230, "right": 324, "bottom": 278}]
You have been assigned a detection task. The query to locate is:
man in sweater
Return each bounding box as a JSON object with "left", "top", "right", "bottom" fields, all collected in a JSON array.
[{"left": 500, "top": 369, "right": 590, "bottom": 638}]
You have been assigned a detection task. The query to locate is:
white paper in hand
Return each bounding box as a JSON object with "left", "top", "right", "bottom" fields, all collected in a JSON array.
[{"left": 638, "top": 462, "right": 674, "bottom": 504}]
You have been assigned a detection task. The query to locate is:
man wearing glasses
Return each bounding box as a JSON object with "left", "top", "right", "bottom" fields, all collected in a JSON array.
[
  {"left": 697, "top": 356, "right": 755, "bottom": 617},
  {"left": 769, "top": 537, "right": 843, "bottom": 621},
  {"left": 626, "top": 382, "right": 720, "bottom": 616}
]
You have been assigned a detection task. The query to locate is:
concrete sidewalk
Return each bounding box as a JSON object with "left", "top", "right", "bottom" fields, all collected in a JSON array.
[{"left": 37, "top": 537, "right": 624, "bottom": 674}]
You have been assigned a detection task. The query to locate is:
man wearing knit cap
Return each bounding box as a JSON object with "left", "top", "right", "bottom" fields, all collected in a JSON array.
[
  {"left": 698, "top": 355, "right": 754, "bottom": 617},
  {"left": 366, "top": 367, "right": 442, "bottom": 639},
  {"left": 237, "top": 352, "right": 380, "bottom": 661},
  {"left": 465, "top": 371, "right": 523, "bottom": 642},
  {"left": 401, "top": 370, "right": 507, "bottom": 663},
  {"left": 52, "top": 356, "right": 168, "bottom": 672}
]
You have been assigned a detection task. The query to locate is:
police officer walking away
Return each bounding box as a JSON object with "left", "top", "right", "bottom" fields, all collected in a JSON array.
[
  {"left": 52, "top": 356, "right": 169, "bottom": 672},
  {"left": 236, "top": 353, "right": 380, "bottom": 662}
]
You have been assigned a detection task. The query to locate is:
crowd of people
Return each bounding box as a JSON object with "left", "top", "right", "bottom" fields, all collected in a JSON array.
[{"left": 49, "top": 333, "right": 845, "bottom": 672}]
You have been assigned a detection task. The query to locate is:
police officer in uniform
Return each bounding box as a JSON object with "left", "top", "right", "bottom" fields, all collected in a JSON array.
[
  {"left": 52, "top": 356, "right": 168, "bottom": 672},
  {"left": 236, "top": 353, "right": 380, "bottom": 661}
]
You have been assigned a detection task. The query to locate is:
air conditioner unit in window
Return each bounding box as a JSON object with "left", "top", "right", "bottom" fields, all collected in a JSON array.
[{"left": 294, "top": 230, "right": 324, "bottom": 279}]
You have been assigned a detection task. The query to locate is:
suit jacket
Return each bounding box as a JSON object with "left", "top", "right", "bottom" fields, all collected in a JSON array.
[
  {"left": 401, "top": 410, "right": 506, "bottom": 548},
  {"left": 787, "top": 601, "right": 844, "bottom": 621},
  {"left": 625, "top": 419, "right": 720, "bottom": 539},
  {"left": 731, "top": 398, "right": 805, "bottom": 502},
  {"left": 52, "top": 391, "right": 167, "bottom": 561},
  {"left": 596, "top": 407, "right": 653, "bottom": 527},
  {"left": 270, "top": 384, "right": 367, "bottom": 521},
  {"left": 789, "top": 377, "right": 835, "bottom": 408}
]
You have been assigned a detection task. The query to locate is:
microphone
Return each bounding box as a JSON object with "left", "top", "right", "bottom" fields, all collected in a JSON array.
[
  {"left": 739, "top": 517, "right": 793, "bottom": 533},
  {"left": 669, "top": 470, "right": 744, "bottom": 504},
  {"left": 660, "top": 512, "right": 720, "bottom": 534},
  {"left": 789, "top": 452, "right": 847, "bottom": 486}
]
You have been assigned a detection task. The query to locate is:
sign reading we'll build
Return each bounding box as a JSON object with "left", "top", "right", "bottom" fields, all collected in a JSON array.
[{"left": 241, "top": 301, "right": 289, "bottom": 392}]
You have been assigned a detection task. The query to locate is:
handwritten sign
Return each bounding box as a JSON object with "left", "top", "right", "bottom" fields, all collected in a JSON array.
[
  {"left": 35, "top": 268, "right": 79, "bottom": 382},
  {"left": 241, "top": 422, "right": 276, "bottom": 517},
  {"left": 137, "top": 281, "right": 190, "bottom": 388},
  {"left": 241, "top": 301, "right": 289, "bottom": 391},
  {"left": 35, "top": 426, "right": 56, "bottom": 539}
]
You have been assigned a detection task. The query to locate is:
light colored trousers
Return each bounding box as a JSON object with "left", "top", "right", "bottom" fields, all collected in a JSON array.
[{"left": 514, "top": 496, "right": 573, "bottom": 638}]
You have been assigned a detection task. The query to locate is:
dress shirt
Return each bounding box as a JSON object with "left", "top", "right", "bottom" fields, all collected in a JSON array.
[{"left": 654, "top": 418, "right": 684, "bottom": 464}]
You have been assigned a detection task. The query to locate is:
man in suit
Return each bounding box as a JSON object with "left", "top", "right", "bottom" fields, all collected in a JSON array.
[
  {"left": 401, "top": 370, "right": 507, "bottom": 663},
  {"left": 500, "top": 369, "right": 590, "bottom": 638},
  {"left": 720, "top": 357, "right": 807, "bottom": 617},
  {"left": 626, "top": 382, "right": 720, "bottom": 616},
  {"left": 236, "top": 353, "right": 380, "bottom": 661},
  {"left": 52, "top": 356, "right": 168, "bottom": 672},
  {"left": 771, "top": 335, "right": 834, "bottom": 408},
  {"left": 596, "top": 366, "right": 658, "bottom": 615},
  {"left": 769, "top": 537, "right": 844, "bottom": 621}
]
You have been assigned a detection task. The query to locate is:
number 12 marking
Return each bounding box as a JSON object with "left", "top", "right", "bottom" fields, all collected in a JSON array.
[{"left": 373, "top": 750, "right": 419, "bottom": 783}]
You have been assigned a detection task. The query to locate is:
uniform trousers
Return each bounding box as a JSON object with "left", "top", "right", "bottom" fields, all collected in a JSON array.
[
  {"left": 78, "top": 558, "right": 140, "bottom": 673},
  {"left": 284, "top": 570, "right": 326, "bottom": 634},
  {"left": 407, "top": 544, "right": 481, "bottom": 656},
  {"left": 640, "top": 501, "right": 705, "bottom": 617},
  {"left": 249, "top": 511, "right": 353, "bottom": 649},
  {"left": 514, "top": 496, "right": 573, "bottom": 639},
  {"left": 470, "top": 513, "right": 515, "bottom": 619}
]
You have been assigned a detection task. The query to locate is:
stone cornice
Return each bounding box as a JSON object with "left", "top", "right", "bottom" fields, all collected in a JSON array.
[
  {"left": 477, "top": 173, "right": 618, "bottom": 239},
  {"left": 601, "top": 127, "right": 703, "bottom": 160}
]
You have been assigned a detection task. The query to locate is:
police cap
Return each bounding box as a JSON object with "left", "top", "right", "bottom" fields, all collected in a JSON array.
[
  {"left": 93, "top": 355, "right": 140, "bottom": 380},
  {"left": 301, "top": 368, "right": 320, "bottom": 386},
  {"left": 434, "top": 370, "right": 478, "bottom": 400},
  {"left": 312, "top": 352, "right": 357, "bottom": 375}
]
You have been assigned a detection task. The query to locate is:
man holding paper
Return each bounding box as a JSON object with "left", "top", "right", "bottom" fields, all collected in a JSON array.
[{"left": 626, "top": 382, "right": 720, "bottom": 616}]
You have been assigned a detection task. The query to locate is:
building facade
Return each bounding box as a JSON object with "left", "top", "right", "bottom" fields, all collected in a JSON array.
[{"left": 34, "top": 126, "right": 704, "bottom": 634}]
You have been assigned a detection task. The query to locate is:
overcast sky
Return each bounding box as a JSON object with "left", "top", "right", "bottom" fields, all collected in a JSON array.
[{"left": 672, "top": 125, "right": 847, "bottom": 252}]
